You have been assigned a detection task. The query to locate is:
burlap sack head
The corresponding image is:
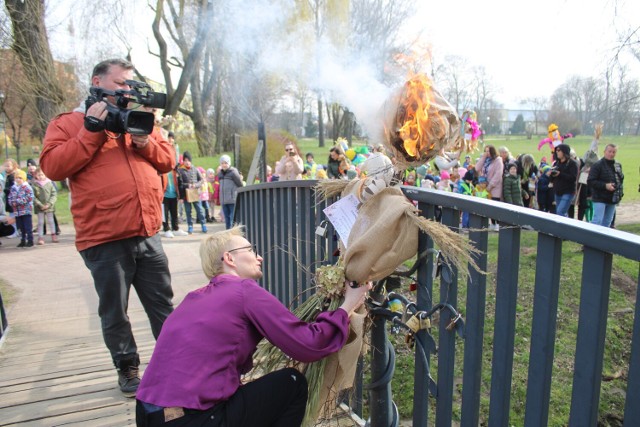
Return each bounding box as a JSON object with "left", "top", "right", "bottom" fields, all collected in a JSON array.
[
  {"left": 343, "top": 187, "right": 418, "bottom": 282},
  {"left": 381, "top": 74, "right": 462, "bottom": 169}
]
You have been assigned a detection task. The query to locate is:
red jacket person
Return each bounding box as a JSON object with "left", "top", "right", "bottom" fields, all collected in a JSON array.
[{"left": 40, "top": 58, "right": 176, "bottom": 397}]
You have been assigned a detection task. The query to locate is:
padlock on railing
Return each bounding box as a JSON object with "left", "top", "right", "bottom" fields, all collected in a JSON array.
[{"left": 315, "top": 220, "right": 328, "bottom": 238}]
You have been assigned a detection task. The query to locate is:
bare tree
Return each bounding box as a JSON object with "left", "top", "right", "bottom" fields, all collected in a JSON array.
[
  {"left": 4, "top": 0, "right": 66, "bottom": 139},
  {"left": 434, "top": 55, "right": 474, "bottom": 113},
  {"left": 149, "top": 0, "right": 214, "bottom": 155},
  {"left": 471, "top": 65, "right": 497, "bottom": 124},
  {"left": 349, "top": 0, "right": 414, "bottom": 85},
  {"left": 299, "top": 0, "right": 331, "bottom": 148}
]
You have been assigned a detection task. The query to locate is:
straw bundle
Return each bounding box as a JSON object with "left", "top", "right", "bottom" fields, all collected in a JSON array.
[{"left": 251, "top": 264, "right": 361, "bottom": 427}]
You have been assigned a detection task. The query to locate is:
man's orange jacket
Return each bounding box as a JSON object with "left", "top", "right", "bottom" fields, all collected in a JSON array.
[{"left": 40, "top": 112, "right": 176, "bottom": 251}]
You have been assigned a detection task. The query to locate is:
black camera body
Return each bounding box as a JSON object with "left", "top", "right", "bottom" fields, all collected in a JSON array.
[{"left": 85, "top": 80, "right": 167, "bottom": 135}]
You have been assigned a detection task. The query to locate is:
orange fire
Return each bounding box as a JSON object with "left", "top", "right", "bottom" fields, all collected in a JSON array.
[{"left": 397, "top": 74, "right": 438, "bottom": 158}]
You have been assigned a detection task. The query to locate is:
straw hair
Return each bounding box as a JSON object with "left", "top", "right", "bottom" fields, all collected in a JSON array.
[
  {"left": 199, "top": 225, "right": 244, "bottom": 278},
  {"left": 314, "top": 179, "right": 350, "bottom": 203},
  {"left": 410, "top": 214, "right": 482, "bottom": 275},
  {"left": 594, "top": 123, "right": 603, "bottom": 140}
]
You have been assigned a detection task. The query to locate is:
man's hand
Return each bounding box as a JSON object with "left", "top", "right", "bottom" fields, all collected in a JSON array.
[
  {"left": 84, "top": 101, "right": 108, "bottom": 132},
  {"left": 87, "top": 101, "right": 108, "bottom": 121},
  {"left": 340, "top": 281, "right": 373, "bottom": 315},
  {"left": 131, "top": 134, "right": 149, "bottom": 149}
]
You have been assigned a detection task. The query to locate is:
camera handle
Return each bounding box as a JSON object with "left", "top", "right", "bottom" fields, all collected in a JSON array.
[{"left": 84, "top": 116, "right": 106, "bottom": 133}]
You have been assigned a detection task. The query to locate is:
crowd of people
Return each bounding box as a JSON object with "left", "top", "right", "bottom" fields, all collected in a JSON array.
[
  {"left": 1, "top": 158, "right": 61, "bottom": 247},
  {"left": 396, "top": 142, "right": 625, "bottom": 231},
  {"left": 268, "top": 137, "right": 625, "bottom": 233}
]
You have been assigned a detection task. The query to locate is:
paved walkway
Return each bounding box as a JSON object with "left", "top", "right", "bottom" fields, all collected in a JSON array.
[{"left": 0, "top": 223, "right": 225, "bottom": 426}]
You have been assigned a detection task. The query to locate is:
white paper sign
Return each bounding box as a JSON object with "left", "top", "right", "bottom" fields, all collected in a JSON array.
[{"left": 323, "top": 194, "right": 360, "bottom": 249}]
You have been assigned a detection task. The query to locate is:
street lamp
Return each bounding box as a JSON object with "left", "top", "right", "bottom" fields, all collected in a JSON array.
[{"left": 0, "top": 91, "right": 7, "bottom": 159}]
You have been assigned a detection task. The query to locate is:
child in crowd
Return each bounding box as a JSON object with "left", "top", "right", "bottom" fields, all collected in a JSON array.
[
  {"left": 32, "top": 168, "right": 58, "bottom": 245},
  {"left": 451, "top": 168, "right": 466, "bottom": 193},
  {"left": 26, "top": 159, "right": 38, "bottom": 183},
  {"left": 502, "top": 163, "right": 526, "bottom": 206},
  {"left": 459, "top": 170, "right": 476, "bottom": 230},
  {"left": 463, "top": 155, "right": 472, "bottom": 169},
  {"left": 196, "top": 166, "right": 213, "bottom": 223},
  {"left": 474, "top": 176, "right": 489, "bottom": 200},
  {"left": 536, "top": 165, "right": 555, "bottom": 213},
  {"left": 539, "top": 156, "right": 548, "bottom": 170},
  {"left": 436, "top": 170, "right": 452, "bottom": 191},
  {"left": 305, "top": 153, "right": 317, "bottom": 178},
  {"left": 422, "top": 178, "right": 435, "bottom": 189},
  {"left": 161, "top": 167, "right": 188, "bottom": 238},
  {"left": 8, "top": 169, "right": 34, "bottom": 248},
  {"left": 213, "top": 165, "right": 224, "bottom": 222},
  {"left": 205, "top": 168, "right": 217, "bottom": 222},
  {"left": 404, "top": 171, "right": 417, "bottom": 186},
  {"left": 315, "top": 166, "right": 328, "bottom": 180}
]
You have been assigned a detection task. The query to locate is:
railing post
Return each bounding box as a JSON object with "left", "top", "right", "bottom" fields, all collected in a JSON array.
[
  {"left": 368, "top": 290, "right": 395, "bottom": 427},
  {"left": 414, "top": 202, "right": 436, "bottom": 427},
  {"left": 435, "top": 206, "right": 459, "bottom": 427},
  {"left": 524, "top": 233, "right": 563, "bottom": 427},
  {"left": 460, "top": 213, "right": 489, "bottom": 427},
  {"left": 569, "top": 247, "right": 613, "bottom": 425},
  {"left": 489, "top": 225, "right": 521, "bottom": 427},
  {"left": 623, "top": 265, "right": 640, "bottom": 425}
]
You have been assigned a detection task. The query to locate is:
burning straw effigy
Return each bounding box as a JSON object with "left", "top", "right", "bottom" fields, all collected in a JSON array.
[
  {"left": 383, "top": 73, "right": 463, "bottom": 168},
  {"left": 252, "top": 74, "right": 480, "bottom": 426}
]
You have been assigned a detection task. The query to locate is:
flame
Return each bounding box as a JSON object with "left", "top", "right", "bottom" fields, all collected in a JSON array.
[{"left": 397, "top": 74, "right": 437, "bottom": 158}]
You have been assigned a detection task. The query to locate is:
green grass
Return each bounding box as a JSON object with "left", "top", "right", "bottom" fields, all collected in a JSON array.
[
  {"left": 383, "top": 223, "right": 639, "bottom": 425},
  {"left": 53, "top": 187, "right": 72, "bottom": 225}
]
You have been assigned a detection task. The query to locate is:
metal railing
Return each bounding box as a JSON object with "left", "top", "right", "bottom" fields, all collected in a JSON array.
[{"left": 235, "top": 180, "right": 640, "bottom": 426}]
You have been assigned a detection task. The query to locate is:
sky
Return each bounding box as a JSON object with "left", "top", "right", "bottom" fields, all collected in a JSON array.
[
  {"left": 412, "top": 0, "right": 640, "bottom": 106},
  {"left": 45, "top": 0, "right": 640, "bottom": 110}
]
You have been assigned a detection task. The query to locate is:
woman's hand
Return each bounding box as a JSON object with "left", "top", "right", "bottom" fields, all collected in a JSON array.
[{"left": 339, "top": 281, "right": 373, "bottom": 315}]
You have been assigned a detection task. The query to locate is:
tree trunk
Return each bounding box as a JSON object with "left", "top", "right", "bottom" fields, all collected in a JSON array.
[
  {"left": 189, "top": 73, "right": 213, "bottom": 156},
  {"left": 214, "top": 78, "right": 223, "bottom": 154},
  {"left": 345, "top": 111, "right": 354, "bottom": 145},
  {"left": 5, "top": 0, "right": 66, "bottom": 139},
  {"left": 193, "top": 120, "right": 213, "bottom": 156},
  {"left": 317, "top": 96, "right": 325, "bottom": 147}
]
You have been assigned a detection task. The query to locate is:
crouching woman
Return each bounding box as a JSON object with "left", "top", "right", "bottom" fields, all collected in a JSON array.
[{"left": 136, "top": 225, "right": 371, "bottom": 427}]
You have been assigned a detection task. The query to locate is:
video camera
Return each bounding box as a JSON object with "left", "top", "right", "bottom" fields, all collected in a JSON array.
[{"left": 85, "top": 80, "right": 167, "bottom": 135}]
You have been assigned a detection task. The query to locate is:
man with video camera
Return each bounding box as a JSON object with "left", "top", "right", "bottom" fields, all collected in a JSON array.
[{"left": 40, "top": 58, "right": 176, "bottom": 397}]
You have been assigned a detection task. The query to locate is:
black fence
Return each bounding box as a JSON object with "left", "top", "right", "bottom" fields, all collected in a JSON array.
[{"left": 235, "top": 180, "right": 640, "bottom": 426}]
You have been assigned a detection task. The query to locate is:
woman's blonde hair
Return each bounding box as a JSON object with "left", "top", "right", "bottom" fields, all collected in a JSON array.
[{"left": 199, "top": 225, "right": 244, "bottom": 278}]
